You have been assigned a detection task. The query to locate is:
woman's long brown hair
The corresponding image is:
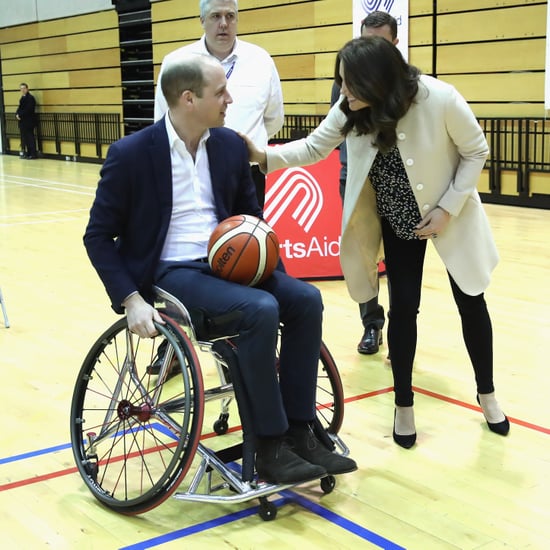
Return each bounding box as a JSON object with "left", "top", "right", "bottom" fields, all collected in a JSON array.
[{"left": 334, "top": 36, "right": 420, "bottom": 153}]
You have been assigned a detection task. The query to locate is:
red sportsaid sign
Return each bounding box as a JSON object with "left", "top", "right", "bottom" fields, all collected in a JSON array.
[{"left": 264, "top": 149, "right": 344, "bottom": 279}]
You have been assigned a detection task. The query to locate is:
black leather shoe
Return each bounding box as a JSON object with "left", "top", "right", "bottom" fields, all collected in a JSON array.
[
  {"left": 357, "top": 325, "right": 382, "bottom": 355},
  {"left": 286, "top": 423, "right": 357, "bottom": 475},
  {"left": 146, "top": 340, "right": 180, "bottom": 378},
  {"left": 255, "top": 437, "right": 326, "bottom": 484}
]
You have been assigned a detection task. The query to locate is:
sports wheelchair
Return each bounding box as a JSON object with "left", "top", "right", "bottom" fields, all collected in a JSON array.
[{"left": 70, "top": 286, "right": 349, "bottom": 521}]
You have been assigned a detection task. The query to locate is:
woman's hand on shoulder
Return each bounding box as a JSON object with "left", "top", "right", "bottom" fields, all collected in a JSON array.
[{"left": 237, "top": 132, "right": 267, "bottom": 172}]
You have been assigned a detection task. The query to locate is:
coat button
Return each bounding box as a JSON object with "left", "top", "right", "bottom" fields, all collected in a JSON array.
[
  {"left": 398, "top": 132, "right": 406, "bottom": 140},
  {"left": 416, "top": 183, "right": 424, "bottom": 190},
  {"left": 422, "top": 204, "right": 430, "bottom": 211},
  {"left": 406, "top": 158, "right": 414, "bottom": 166}
]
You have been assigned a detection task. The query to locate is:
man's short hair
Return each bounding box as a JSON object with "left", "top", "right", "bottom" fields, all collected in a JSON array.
[
  {"left": 360, "top": 10, "right": 398, "bottom": 40},
  {"left": 199, "top": 0, "right": 238, "bottom": 19},
  {"left": 160, "top": 55, "right": 207, "bottom": 108}
]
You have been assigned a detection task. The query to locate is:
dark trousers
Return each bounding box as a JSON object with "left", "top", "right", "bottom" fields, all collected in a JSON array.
[
  {"left": 359, "top": 296, "right": 385, "bottom": 329},
  {"left": 250, "top": 164, "right": 266, "bottom": 207},
  {"left": 155, "top": 261, "right": 323, "bottom": 437},
  {"left": 381, "top": 217, "right": 495, "bottom": 407},
  {"left": 20, "top": 126, "right": 37, "bottom": 157}
]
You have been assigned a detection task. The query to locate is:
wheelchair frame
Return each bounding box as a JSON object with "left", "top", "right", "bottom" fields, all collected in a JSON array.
[{"left": 70, "top": 286, "right": 350, "bottom": 520}]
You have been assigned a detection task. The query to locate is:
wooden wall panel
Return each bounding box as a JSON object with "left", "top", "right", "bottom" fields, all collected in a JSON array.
[
  {"left": 445, "top": 72, "right": 543, "bottom": 103},
  {"left": 1, "top": 29, "right": 118, "bottom": 59},
  {"left": 410, "top": 0, "right": 435, "bottom": 15},
  {"left": 282, "top": 79, "right": 334, "bottom": 104},
  {"left": 437, "top": 5, "right": 546, "bottom": 44},
  {"left": 437, "top": 39, "right": 545, "bottom": 74},
  {"left": 470, "top": 103, "right": 547, "bottom": 118},
  {"left": 438, "top": 0, "right": 542, "bottom": 13},
  {"left": 1, "top": 0, "right": 548, "bottom": 135},
  {"left": 0, "top": 10, "right": 117, "bottom": 44},
  {"left": 152, "top": 20, "right": 201, "bottom": 50},
  {"left": 242, "top": 27, "right": 349, "bottom": 56},
  {"left": 409, "top": 15, "right": 433, "bottom": 45},
  {"left": 409, "top": 46, "right": 433, "bottom": 75},
  {"left": 275, "top": 53, "right": 336, "bottom": 80}
]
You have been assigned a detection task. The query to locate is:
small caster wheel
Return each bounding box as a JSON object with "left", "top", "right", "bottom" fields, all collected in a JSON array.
[
  {"left": 258, "top": 497, "right": 277, "bottom": 521},
  {"left": 213, "top": 413, "right": 229, "bottom": 435},
  {"left": 320, "top": 475, "right": 336, "bottom": 494}
]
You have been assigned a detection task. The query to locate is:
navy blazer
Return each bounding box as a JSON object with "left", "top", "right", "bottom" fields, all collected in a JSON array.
[{"left": 84, "top": 118, "right": 263, "bottom": 313}]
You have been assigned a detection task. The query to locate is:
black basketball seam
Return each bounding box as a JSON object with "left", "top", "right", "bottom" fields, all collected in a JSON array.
[{"left": 226, "top": 216, "right": 261, "bottom": 284}]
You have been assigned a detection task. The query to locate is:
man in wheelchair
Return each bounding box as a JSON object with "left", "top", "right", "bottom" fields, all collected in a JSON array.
[{"left": 84, "top": 54, "right": 357, "bottom": 485}]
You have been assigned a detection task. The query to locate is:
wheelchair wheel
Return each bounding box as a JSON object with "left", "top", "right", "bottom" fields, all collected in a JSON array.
[
  {"left": 316, "top": 340, "right": 344, "bottom": 434},
  {"left": 275, "top": 334, "right": 344, "bottom": 435},
  {"left": 70, "top": 314, "right": 204, "bottom": 515}
]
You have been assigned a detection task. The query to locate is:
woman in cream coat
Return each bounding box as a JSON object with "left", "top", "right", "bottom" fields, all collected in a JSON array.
[{"left": 245, "top": 36, "right": 509, "bottom": 448}]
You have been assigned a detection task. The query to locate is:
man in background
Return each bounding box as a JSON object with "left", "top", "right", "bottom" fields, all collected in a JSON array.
[
  {"left": 154, "top": 0, "right": 284, "bottom": 207},
  {"left": 330, "top": 11, "right": 399, "bottom": 355},
  {"left": 15, "top": 83, "right": 37, "bottom": 159}
]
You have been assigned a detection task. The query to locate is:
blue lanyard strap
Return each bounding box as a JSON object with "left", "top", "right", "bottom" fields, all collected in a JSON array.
[{"left": 225, "top": 60, "right": 236, "bottom": 79}]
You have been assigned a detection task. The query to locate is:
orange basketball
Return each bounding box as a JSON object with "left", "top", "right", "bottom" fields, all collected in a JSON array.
[{"left": 207, "top": 215, "right": 280, "bottom": 286}]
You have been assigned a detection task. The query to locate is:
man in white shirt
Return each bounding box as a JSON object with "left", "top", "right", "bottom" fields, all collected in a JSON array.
[
  {"left": 86, "top": 54, "right": 356, "bottom": 485},
  {"left": 154, "top": 0, "right": 284, "bottom": 206}
]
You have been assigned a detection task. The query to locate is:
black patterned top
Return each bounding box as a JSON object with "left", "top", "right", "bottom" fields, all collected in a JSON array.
[{"left": 369, "top": 145, "right": 422, "bottom": 240}]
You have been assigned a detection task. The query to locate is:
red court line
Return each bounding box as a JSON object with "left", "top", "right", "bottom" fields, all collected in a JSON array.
[
  {"left": 412, "top": 386, "right": 550, "bottom": 435},
  {"left": 0, "top": 426, "right": 243, "bottom": 493},
  {"left": 2, "top": 387, "right": 548, "bottom": 492}
]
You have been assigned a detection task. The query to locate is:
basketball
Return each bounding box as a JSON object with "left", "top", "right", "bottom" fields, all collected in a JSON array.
[{"left": 207, "top": 215, "right": 280, "bottom": 286}]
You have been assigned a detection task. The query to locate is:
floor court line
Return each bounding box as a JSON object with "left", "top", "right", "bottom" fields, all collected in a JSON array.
[
  {"left": 0, "top": 180, "right": 95, "bottom": 196},
  {"left": 0, "top": 208, "right": 90, "bottom": 220},
  {"left": 2, "top": 387, "right": 546, "bottom": 548},
  {"left": 0, "top": 172, "right": 97, "bottom": 191},
  {"left": 1, "top": 385, "right": 548, "bottom": 493},
  {"left": 118, "top": 492, "right": 405, "bottom": 550}
]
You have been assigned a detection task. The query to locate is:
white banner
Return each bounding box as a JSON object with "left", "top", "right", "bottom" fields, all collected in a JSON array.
[
  {"left": 545, "top": 0, "right": 550, "bottom": 110},
  {"left": 352, "top": 0, "right": 409, "bottom": 60}
]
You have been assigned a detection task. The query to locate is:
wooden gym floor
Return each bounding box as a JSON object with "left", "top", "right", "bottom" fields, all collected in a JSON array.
[{"left": 1, "top": 153, "right": 550, "bottom": 549}]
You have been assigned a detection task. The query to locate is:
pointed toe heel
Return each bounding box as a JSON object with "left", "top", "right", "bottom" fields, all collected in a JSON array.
[
  {"left": 392, "top": 430, "right": 416, "bottom": 449},
  {"left": 477, "top": 394, "right": 510, "bottom": 436}
]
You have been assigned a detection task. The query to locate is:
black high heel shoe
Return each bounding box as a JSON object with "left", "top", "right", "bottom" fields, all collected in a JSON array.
[
  {"left": 477, "top": 395, "right": 510, "bottom": 436},
  {"left": 392, "top": 410, "right": 416, "bottom": 449}
]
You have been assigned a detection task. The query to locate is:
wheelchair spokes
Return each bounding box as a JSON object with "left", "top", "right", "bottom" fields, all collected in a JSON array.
[{"left": 70, "top": 317, "right": 204, "bottom": 514}]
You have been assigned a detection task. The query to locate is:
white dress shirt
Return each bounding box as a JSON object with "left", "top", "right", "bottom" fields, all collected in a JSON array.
[
  {"left": 154, "top": 36, "right": 284, "bottom": 149},
  {"left": 159, "top": 114, "right": 219, "bottom": 262}
]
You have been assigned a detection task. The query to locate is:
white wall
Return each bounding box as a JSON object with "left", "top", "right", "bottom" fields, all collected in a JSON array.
[{"left": 0, "top": 0, "right": 112, "bottom": 27}]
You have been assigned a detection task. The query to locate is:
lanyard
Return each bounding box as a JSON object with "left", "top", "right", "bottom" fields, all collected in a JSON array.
[{"left": 225, "top": 60, "right": 236, "bottom": 80}]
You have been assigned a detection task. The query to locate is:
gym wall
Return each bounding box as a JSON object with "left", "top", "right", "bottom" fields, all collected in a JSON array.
[{"left": 0, "top": 0, "right": 548, "bottom": 205}]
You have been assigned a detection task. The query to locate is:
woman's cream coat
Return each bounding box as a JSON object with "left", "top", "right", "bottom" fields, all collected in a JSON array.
[{"left": 266, "top": 75, "right": 498, "bottom": 303}]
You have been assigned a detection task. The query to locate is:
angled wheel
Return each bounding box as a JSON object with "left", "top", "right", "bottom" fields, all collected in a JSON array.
[
  {"left": 70, "top": 314, "right": 204, "bottom": 514},
  {"left": 258, "top": 497, "right": 277, "bottom": 521},
  {"left": 316, "top": 341, "right": 344, "bottom": 434}
]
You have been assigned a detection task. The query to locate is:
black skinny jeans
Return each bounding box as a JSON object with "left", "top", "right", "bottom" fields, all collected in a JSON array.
[{"left": 381, "top": 217, "right": 495, "bottom": 407}]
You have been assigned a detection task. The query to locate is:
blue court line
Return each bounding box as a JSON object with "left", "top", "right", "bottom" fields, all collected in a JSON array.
[
  {"left": 0, "top": 422, "right": 173, "bottom": 466},
  {"left": 119, "top": 490, "right": 404, "bottom": 550},
  {"left": 118, "top": 497, "right": 290, "bottom": 550},
  {"left": 281, "top": 489, "right": 406, "bottom": 550},
  {"left": 1, "top": 435, "right": 404, "bottom": 549},
  {"left": 0, "top": 442, "right": 72, "bottom": 465}
]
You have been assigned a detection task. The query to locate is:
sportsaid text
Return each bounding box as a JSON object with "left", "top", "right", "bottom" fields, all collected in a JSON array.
[{"left": 279, "top": 235, "right": 341, "bottom": 259}]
